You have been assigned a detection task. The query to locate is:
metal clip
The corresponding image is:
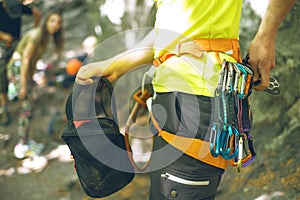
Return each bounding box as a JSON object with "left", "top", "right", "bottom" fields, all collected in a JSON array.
[
  {"left": 235, "top": 63, "right": 248, "bottom": 98},
  {"left": 210, "top": 123, "right": 221, "bottom": 157},
  {"left": 221, "top": 63, "right": 228, "bottom": 92},
  {"left": 217, "top": 60, "right": 227, "bottom": 91},
  {"left": 225, "top": 62, "right": 234, "bottom": 94},
  {"left": 220, "top": 125, "right": 239, "bottom": 160},
  {"left": 232, "top": 63, "right": 241, "bottom": 95}
]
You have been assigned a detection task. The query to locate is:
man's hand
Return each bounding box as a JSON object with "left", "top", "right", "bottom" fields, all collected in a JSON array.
[
  {"left": 75, "top": 64, "right": 97, "bottom": 85},
  {"left": 248, "top": 35, "right": 275, "bottom": 91},
  {"left": 75, "top": 60, "right": 117, "bottom": 85},
  {"left": 248, "top": 0, "right": 296, "bottom": 91}
]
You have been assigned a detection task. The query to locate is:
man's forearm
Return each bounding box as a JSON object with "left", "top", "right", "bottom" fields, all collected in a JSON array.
[
  {"left": 248, "top": 0, "right": 296, "bottom": 90},
  {"left": 257, "top": 0, "right": 296, "bottom": 39},
  {"left": 76, "top": 29, "right": 155, "bottom": 85}
]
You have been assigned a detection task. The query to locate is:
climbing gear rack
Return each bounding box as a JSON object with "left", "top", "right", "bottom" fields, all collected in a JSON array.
[{"left": 209, "top": 59, "right": 256, "bottom": 172}]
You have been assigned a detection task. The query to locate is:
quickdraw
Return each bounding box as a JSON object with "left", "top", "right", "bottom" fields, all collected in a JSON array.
[{"left": 210, "top": 59, "right": 256, "bottom": 172}]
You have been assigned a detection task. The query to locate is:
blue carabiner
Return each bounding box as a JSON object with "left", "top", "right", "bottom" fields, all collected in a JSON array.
[
  {"left": 235, "top": 63, "right": 247, "bottom": 75},
  {"left": 221, "top": 125, "right": 239, "bottom": 160},
  {"left": 210, "top": 123, "right": 221, "bottom": 157},
  {"left": 219, "top": 129, "right": 230, "bottom": 156}
]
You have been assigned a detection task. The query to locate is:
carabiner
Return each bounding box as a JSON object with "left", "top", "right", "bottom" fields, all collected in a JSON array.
[
  {"left": 234, "top": 63, "right": 248, "bottom": 98},
  {"left": 220, "top": 125, "right": 239, "bottom": 160},
  {"left": 242, "top": 133, "right": 256, "bottom": 167},
  {"left": 243, "top": 65, "right": 254, "bottom": 96},
  {"left": 232, "top": 63, "right": 241, "bottom": 95},
  {"left": 237, "top": 136, "right": 243, "bottom": 172},
  {"left": 237, "top": 63, "right": 248, "bottom": 98},
  {"left": 222, "top": 66, "right": 228, "bottom": 92},
  {"left": 217, "top": 60, "right": 227, "bottom": 91},
  {"left": 209, "top": 123, "right": 221, "bottom": 157},
  {"left": 225, "top": 62, "right": 234, "bottom": 94},
  {"left": 230, "top": 133, "right": 256, "bottom": 168},
  {"left": 219, "top": 129, "right": 230, "bottom": 156}
]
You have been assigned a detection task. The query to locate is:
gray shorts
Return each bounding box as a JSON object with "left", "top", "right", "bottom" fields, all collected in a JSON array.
[{"left": 148, "top": 92, "right": 224, "bottom": 200}]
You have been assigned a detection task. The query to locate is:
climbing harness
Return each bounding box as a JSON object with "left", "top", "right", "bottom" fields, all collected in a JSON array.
[
  {"left": 128, "top": 47, "right": 282, "bottom": 172},
  {"left": 127, "top": 58, "right": 258, "bottom": 172},
  {"left": 153, "top": 38, "right": 241, "bottom": 66},
  {"left": 209, "top": 59, "right": 256, "bottom": 172}
]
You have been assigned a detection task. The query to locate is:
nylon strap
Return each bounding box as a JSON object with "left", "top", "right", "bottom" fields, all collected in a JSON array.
[
  {"left": 149, "top": 109, "right": 228, "bottom": 169},
  {"left": 153, "top": 38, "right": 241, "bottom": 66},
  {"left": 158, "top": 130, "right": 228, "bottom": 169}
]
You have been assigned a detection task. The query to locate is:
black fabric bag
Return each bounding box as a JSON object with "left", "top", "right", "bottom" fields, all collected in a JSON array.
[{"left": 61, "top": 77, "right": 134, "bottom": 198}]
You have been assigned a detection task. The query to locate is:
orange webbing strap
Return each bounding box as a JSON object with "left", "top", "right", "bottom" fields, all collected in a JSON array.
[
  {"left": 124, "top": 89, "right": 153, "bottom": 172},
  {"left": 153, "top": 53, "right": 176, "bottom": 67},
  {"left": 194, "top": 38, "right": 241, "bottom": 61},
  {"left": 158, "top": 130, "right": 228, "bottom": 170},
  {"left": 153, "top": 38, "right": 241, "bottom": 66},
  {"left": 150, "top": 111, "right": 228, "bottom": 169}
]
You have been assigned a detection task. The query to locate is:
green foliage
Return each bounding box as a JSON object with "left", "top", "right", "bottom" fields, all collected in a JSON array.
[
  {"left": 239, "top": 1, "right": 261, "bottom": 56},
  {"left": 85, "top": 0, "right": 155, "bottom": 42}
]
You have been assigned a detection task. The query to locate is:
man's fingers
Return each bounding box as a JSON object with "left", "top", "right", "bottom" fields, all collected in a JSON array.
[
  {"left": 75, "top": 64, "right": 98, "bottom": 85},
  {"left": 248, "top": 54, "right": 260, "bottom": 82},
  {"left": 75, "top": 77, "right": 94, "bottom": 85},
  {"left": 252, "top": 67, "right": 260, "bottom": 82},
  {"left": 258, "top": 65, "right": 270, "bottom": 88},
  {"left": 77, "top": 65, "right": 95, "bottom": 78},
  {"left": 253, "top": 84, "right": 265, "bottom": 91},
  {"left": 252, "top": 65, "right": 270, "bottom": 91}
]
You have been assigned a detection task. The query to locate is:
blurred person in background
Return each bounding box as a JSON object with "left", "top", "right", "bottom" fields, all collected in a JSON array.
[
  {"left": 0, "top": 0, "right": 41, "bottom": 126},
  {"left": 8, "top": 10, "right": 64, "bottom": 159}
]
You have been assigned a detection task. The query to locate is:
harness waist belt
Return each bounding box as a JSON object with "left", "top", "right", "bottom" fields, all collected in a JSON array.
[
  {"left": 158, "top": 130, "right": 228, "bottom": 169},
  {"left": 153, "top": 38, "right": 241, "bottom": 66}
]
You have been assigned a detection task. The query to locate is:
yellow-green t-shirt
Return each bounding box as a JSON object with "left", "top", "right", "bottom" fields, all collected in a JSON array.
[{"left": 152, "top": 0, "right": 242, "bottom": 96}]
